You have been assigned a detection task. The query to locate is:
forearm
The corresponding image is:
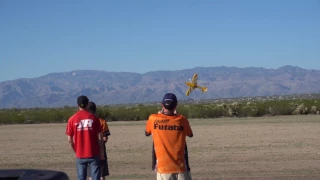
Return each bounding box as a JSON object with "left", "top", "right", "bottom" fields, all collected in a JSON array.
[
  {"left": 97, "top": 133, "right": 105, "bottom": 158},
  {"left": 99, "top": 137, "right": 104, "bottom": 150},
  {"left": 70, "top": 142, "right": 75, "bottom": 152},
  {"left": 68, "top": 136, "right": 75, "bottom": 153}
]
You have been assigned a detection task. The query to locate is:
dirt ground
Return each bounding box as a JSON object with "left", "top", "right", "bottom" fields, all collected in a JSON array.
[{"left": 0, "top": 115, "right": 320, "bottom": 180}]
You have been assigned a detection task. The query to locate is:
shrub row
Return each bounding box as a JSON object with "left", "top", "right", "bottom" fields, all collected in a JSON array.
[{"left": 0, "top": 99, "right": 319, "bottom": 124}]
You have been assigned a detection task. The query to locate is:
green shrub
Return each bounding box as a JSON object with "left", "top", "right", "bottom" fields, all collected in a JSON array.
[{"left": 1, "top": 98, "right": 320, "bottom": 124}]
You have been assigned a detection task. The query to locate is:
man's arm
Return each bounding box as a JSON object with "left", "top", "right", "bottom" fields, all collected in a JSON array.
[
  {"left": 103, "top": 136, "right": 108, "bottom": 143},
  {"left": 93, "top": 116, "right": 105, "bottom": 159},
  {"left": 98, "top": 119, "right": 110, "bottom": 143},
  {"left": 66, "top": 116, "right": 75, "bottom": 152},
  {"left": 185, "top": 118, "right": 193, "bottom": 138},
  {"left": 67, "top": 135, "right": 75, "bottom": 153},
  {"left": 102, "top": 130, "right": 110, "bottom": 143},
  {"left": 145, "top": 115, "right": 153, "bottom": 136},
  {"left": 102, "top": 119, "right": 110, "bottom": 143},
  {"left": 157, "top": 107, "right": 164, "bottom": 114},
  {"left": 97, "top": 132, "right": 105, "bottom": 159}
]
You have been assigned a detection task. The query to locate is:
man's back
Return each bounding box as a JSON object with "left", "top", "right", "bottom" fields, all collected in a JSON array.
[
  {"left": 146, "top": 113, "right": 193, "bottom": 174},
  {"left": 66, "top": 110, "right": 101, "bottom": 158}
]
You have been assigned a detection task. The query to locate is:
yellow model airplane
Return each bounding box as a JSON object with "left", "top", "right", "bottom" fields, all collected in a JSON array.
[{"left": 185, "top": 73, "right": 208, "bottom": 96}]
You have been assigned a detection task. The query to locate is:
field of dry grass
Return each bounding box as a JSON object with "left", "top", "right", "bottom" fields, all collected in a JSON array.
[{"left": 1, "top": 115, "right": 320, "bottom": 180}]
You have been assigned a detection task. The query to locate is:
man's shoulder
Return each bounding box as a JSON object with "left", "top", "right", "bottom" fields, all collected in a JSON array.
[
  {"left": 148, "top": 113, "right": 163, "bottom": 119},
  {"left": 75, "top": 110, "right": 90, "bottom": 116},
  {"left": 149, "top": 113, "right": 159, "bottom": 116},
  {"left": 89, "top": 114, "right": 100, "bottom": 122},
  {"left": 175, "top": 114, "right": 189, "bottom": 122},
  {"left": 73, "top": 111, "right": 98, "bottom": 120},
  {"left": 149, "top": 113, "right": 187, "bottom": 119},
  {"left": 79, "top": 110, "right": 96, "bottom": 118},
  {"left": 98, "top": 117, "right": 106, "bottom": 121},
  {"left": 99, "top": 117, "right": 107, "bottom": 123},
  {"left": 68, "top": 113, "right": 78, "bottom": 121},
  {"left": 173, "top": 114, "right": 187, "bottom": 119}
]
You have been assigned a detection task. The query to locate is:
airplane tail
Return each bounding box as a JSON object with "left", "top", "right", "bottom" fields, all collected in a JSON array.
[{"left": 201, "top": 85, "right": 208, "bottom": 93}]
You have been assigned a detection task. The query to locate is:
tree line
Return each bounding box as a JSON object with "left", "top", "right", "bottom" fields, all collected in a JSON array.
[{"left": 0, "top": 99, "right": 319, "bottom": 124}]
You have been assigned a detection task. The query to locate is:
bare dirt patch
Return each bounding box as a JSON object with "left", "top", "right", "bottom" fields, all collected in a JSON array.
[{"left": 0, "top": 115, "right": 320, "bottom": 179}]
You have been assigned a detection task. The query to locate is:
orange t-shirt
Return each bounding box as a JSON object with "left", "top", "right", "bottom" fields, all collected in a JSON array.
[
  {"left": 145, "top": 113, "right": 193, "bottom": 173},
  {"left": 99, "top": 118, "right": 111, "bottom": 137},
  {"left": 99, "top": 118, "right": 109, "bottom": 132}
]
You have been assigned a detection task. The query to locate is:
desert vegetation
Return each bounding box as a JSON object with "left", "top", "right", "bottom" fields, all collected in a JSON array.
[{"left": 0, "top": 98, "right": 319, "bottom": 124}]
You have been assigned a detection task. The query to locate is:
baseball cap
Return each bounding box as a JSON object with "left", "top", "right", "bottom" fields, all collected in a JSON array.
[
  {"left": 77, "top": 95, "right": 89, "bottom": 108},
  {"left": 87, "top": 101, "right": 97, "bottom": 114},
  {"left": 162, "top": 93, "right": 178, "bottom": 109}
]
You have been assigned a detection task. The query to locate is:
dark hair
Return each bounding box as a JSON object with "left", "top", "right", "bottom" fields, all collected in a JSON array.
[
  {"left": 77, "top": 95, "right": 89, "bottom": 108},
  {"left": 87, "top": 102, "right": 97, "bottom": 114}
]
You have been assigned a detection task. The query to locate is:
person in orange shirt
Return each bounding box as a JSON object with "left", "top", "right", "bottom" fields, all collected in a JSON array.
[
  {"left": 146, "top": 93, "right": 193, "bottom": 180},
  {"left": 155, "top": 108, "right": 192, "bottom": 179},
  {"left": 86, "top": 102, "right": 111, "bottom": 180}
]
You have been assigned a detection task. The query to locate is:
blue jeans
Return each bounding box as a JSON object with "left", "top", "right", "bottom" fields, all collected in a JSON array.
[{"left": 76, "top": 156, "right": 100, "bottom": 180}]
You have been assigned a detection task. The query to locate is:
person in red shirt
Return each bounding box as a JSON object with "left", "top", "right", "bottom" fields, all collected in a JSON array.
[{"left": 65, "top": 95, "right": 104, "bottom": 180}]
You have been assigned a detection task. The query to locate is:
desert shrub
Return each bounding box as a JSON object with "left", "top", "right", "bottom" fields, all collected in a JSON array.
[
  {"left": 0, "top": 113, "right": 25, "bottom": 124},
  {"left": 96, "top": 108, "right": 111, "bottom": 120},
  {"left": 176, "top": 105, "right": 189, "bottom": 117},
  {"left": 211, "top": 105, "right": 228, "bottom": 117},
  {"left": 1, "top": 98, "right": 320, "bottom": 124},
  {"left": 227, "top": 102, "right": 241, "bottom": 116},
  {"left": 187, "top": 104, "right": 206, "bottom": 118},
  {"left": 105, "top": 105, "right": 159, "bottom": 121},
  {"left": 292, "top": 103, "right": 309, "bottom": 115},
  {"left": 310, "top": 106, "right": 317, "bottom": 114},
  {"left": 256, "top": 100, "right": 295, "bottom": 116},
  {"left": 239, "top": 105, "right": 259, "bottom": 117}
]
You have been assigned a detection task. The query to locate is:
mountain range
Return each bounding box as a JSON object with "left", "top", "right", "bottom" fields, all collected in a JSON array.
[{"left": 1, "top": 65, "right": 320, "bottom": 108}]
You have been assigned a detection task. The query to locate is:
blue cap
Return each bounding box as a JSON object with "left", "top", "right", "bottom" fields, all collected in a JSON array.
[{"left": 162, "top": 93, "right": 178, "bottom": 106}]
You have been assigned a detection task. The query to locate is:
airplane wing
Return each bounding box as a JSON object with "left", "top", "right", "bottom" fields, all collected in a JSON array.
[
  {"left": 186, "top": 87, "right": 193, "bottom": 96},
  {"left": 191, "top": 74, "right": 198, "bottom": 84}
]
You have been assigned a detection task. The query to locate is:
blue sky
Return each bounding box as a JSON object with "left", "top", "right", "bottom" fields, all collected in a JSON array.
[{"left": 0, "top": 0, "right": 319, "bottom": 82}]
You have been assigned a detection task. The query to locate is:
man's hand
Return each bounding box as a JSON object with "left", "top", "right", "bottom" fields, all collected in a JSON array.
[
  {"left": 103, "top": 136, "right": 108, "bottom": 143},
  {"left": 100, "top": 150, "right": 105, "bottom": 160},
  {"left": 67, "top": 135, "right": 75, "bottom": 153},
  {"left": 158, "top": 107, "right": 164, "bottom": 114}
]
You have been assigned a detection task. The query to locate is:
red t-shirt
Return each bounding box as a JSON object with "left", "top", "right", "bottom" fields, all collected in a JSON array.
[{"left": 65, "top": 110, "right": 102, "bottom": 158}]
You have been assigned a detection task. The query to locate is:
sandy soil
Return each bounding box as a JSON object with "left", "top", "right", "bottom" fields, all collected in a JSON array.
[{"left": 0, "top": 115, "right": 320, "bottom": 180}]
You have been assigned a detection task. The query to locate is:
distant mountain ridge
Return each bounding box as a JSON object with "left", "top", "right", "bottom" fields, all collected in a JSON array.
[{"left": 1, "top": 65, "right": 320, "bottom": 108}]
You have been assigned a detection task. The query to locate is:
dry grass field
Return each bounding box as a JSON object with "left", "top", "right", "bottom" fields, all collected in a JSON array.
[{"left": 1, "top": 115, "right": 320, "bottom": 180}]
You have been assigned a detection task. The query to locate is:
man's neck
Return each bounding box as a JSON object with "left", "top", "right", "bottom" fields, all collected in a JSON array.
[
  {"left": 162, "top": 110, "right": 175, "bottom": 115},
  {"left": 78, "top": 108, "right": 86, "bottom": 111}
]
